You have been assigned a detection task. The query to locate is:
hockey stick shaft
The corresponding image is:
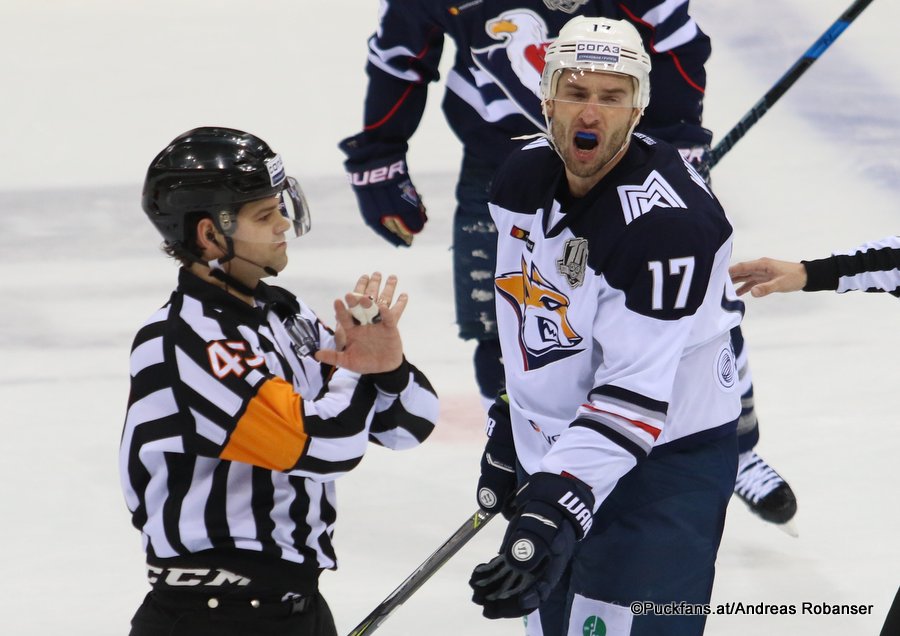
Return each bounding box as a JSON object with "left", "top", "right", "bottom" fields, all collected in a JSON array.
[
  {"left": 708, "top": 0, "right": 876, "bottom": 168},
  {"left": 346, "top": 509, "right": 494, "bottom": 636}
]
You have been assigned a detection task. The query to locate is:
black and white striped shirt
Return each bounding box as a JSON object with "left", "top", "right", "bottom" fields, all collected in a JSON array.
[
  {"left": 803, "top": 236, "right": 900, "bottom": 297},
  {"left": 120, "top": 269, "right": 438, "bottom": 594}
]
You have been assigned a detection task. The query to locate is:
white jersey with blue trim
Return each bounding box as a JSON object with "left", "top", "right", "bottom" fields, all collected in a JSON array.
[{"left": 489, "top": 134, "right": 742, "bottom": 506}]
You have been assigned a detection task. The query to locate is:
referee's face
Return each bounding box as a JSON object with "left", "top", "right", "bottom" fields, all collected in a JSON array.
[{"left": 229, "top": 195, "right": 292, "bottom": 280}]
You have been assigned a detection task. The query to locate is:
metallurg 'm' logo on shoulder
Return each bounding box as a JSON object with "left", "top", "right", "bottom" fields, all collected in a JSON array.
[
  {"left": 617, "top": 170, "right": 686, "bottom": 224},
  {"left": 495, "top": 257, "right": 583, "bottom": 370}
]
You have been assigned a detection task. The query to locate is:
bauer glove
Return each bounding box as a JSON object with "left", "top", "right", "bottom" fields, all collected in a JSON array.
[
  {"left": 639, "top": 122, "right": 711, "bottom": 183},
  {"left": 476, "top": 396, "right": 518, "bottom": 520},
  {"left": 339, "top": 135, "right": 427, "bottom": 247},
  {"left": 469, "top": 472, "right": 594, "bottom": 619}
]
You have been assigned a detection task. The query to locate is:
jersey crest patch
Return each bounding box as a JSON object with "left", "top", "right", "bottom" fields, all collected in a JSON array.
[
  {"left": 557, "top": 237, "right": 588, "bottom": 288},
  {"left": 714, "top": 341, "right": 737, "bottom": 392},
  {"left": 617, "top": 170, "right": 686, "bottom": 224},
  {"left": 511, "top": 225, "right": 530, "bottom": 241},
  {"left": 496, "top": 257, "right": 583, "bottom": 370},
  {"left": 542, "top": 0, "right": 589, "bottom": 13}
]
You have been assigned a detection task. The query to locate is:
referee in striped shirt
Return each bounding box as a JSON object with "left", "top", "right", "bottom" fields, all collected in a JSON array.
[
  {"left": 731, "top": 239, "right": 900, "bottom": 636},
  {"left": 729, "top": 236, "right": 900, "bottom": 297},
  {"left": 121, "top": 127, "right": 439, "bottom": 636}
]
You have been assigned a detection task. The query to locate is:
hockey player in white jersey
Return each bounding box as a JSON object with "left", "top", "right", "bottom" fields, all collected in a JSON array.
[
  {"left": 469, "top": 18, "right": 740, "bottom": 635},
  {"left": 341, "top": 0, "right": 797, "bottom": 531}
]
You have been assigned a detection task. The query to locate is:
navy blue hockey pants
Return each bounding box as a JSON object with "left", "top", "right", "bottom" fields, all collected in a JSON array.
[
  {"left": 526, "top": 431, "right": 738, "bottom": 636},
  {"left": 453, "top": 154, "right": 500, "bottom": 342}
]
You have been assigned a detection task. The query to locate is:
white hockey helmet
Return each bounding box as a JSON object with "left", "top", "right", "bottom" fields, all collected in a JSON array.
[{"left": 540, "top": 16, "right": 652, "bottom": 110}]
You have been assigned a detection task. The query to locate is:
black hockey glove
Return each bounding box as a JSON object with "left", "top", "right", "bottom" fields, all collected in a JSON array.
[
  {"left": 476, "top": 396, "right": 518, "bottom": 519},
  {"left": 339, "top": 136, "right": 427, "bottom": 247},
  {"left": 676, "top": 143, "right": 712, "bottom": 184},
  {"left": 469, "top": 472, "right": 594, "bottom": 619}
]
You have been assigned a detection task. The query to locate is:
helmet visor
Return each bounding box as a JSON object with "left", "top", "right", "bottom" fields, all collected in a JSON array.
[
  {"left": 280, "top": 176, "right": 311, "bottom": 238},
  {"left": 550, "top": 69, "right": 637, "bottom": 109},
  {"left": 223, "top": 176, "right": 311, "bottom": 244}
]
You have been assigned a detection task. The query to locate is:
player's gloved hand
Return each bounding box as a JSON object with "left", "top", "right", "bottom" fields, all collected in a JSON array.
[
  {"left": 339, "top": 136, "right": 427, "bottom": 247},
  {"left": 476, "top": 396, "right": 518, "bottom": 519},
  {"left": 469, "top": 472, "right": 594, "bottom": 619},
  {"left": 676, "top": 143, "right": 712, "bottom": 184}
]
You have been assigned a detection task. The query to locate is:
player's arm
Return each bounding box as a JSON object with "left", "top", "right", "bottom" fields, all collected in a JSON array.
[
  {"left": 367, "top": 360, "right": 439, "bottom": 449},
  {"left": 339, "top": 1, "right": 444, "bottom": 246},
  {"left": 731, "top": 236, "right": 900, "bottom": 297},
  {"left": 540, "top": 213, "right": 718, "bottom": 505},
  {"left": 806, "top": 236, "right": 900, "bottom": 294},
  {"left": 169, "top": 327, "right": 370, "bottom": 481},
  {"left": 170, "top": 328, "right": 435, "bottom": 481},
  {"left": 729, "top": 257, "right": 808, "bottom": 297},
  {"left": 309, "top": 273, "right": 439, "bottom": 451},
  {"left": 618, "top": 1, "right": 713, "bottom": 177}
]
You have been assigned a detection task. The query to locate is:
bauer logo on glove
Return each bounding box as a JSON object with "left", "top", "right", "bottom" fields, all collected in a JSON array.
[
  {"left": 340, "top": 142, "right": 428, "bottom": 247},
  {"left": 348, "top": 159, "right": 407, "bottom": 186}
]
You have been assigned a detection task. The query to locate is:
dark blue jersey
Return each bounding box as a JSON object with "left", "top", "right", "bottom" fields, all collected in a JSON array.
[{"left": 345, "top": 0, "right": 711, "bottom": 167}]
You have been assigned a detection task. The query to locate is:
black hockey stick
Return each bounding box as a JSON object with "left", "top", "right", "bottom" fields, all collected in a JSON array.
[
  {"left": 346, "top": 509, "right": 494, "bottom": 636},
  {"left": 708, "top": 0, "right": 876, "bottom": 168}
]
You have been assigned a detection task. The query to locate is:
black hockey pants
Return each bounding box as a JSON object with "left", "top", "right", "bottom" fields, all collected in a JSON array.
[{"left": 129, "top": 588, "right": 337, "bottom": 636}]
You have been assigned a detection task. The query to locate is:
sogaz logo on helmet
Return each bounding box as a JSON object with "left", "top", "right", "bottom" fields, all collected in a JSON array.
[
  {"left": 265, "top": 154, "right": 286, "bottom": 187},
  {"left": 575, "top": 41, "right": 619, "bottom": 64}
]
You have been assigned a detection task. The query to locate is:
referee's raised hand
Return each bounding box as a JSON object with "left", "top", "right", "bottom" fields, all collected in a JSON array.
[{"left": 315, "top": 272, "right": 408, "bottom": 374}]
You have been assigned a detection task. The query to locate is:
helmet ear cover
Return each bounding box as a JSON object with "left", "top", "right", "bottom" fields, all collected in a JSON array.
[
  {"left": 159, "top": 211, "right": 210, "bottom": 263},
  {"left": 213, "top": 209, "right": 239, "bottom": 237}
]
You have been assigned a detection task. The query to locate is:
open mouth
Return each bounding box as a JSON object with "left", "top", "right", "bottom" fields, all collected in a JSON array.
[{"left": 574, "top": 131, "right": 599, "bottom": 151}]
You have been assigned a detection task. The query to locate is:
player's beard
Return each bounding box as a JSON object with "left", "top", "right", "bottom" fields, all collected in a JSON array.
[{"left": 551, "top": 116, "right": 630, "bottom": 180}]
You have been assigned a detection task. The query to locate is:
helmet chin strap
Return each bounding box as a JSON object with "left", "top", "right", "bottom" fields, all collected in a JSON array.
[
  {"left": 210, "top": 235, "right": 280, "bottom": 277},
  {"left": 176, "top": 236, "right": 279, "bottom": 299}
]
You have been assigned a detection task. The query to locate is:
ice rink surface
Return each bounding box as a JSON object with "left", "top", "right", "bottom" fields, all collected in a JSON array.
[{"left": 1, "top": 1, "right": 898, "bottom": 634}]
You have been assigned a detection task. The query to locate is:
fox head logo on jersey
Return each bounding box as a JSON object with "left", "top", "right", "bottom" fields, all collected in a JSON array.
[{"left": 496, "top": 258, "right": 583, "bottom": 370}]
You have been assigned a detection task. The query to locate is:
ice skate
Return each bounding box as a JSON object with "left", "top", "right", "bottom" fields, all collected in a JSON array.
[{"left": 734, "top": 451, "right": 798, "bottom": 536}]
